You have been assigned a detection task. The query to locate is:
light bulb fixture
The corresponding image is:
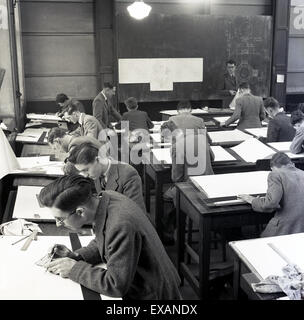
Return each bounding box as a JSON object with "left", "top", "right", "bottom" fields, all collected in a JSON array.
[{"left": 127, "top": 0, "right": 152, "bottom": 20}]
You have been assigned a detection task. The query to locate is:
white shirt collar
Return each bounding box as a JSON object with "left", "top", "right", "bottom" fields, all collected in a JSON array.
[
  {"left": 103, "top": 158, "right": 111, "bottom": 183},
  {"left": 101, "top": 91, "right": 107, "bottom": 101},
  {"left": 79, "top": 113, "right": 85, "bottom": 126}
]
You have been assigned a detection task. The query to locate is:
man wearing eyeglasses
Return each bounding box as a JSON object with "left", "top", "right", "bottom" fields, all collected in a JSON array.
[{"left": 39, "top": 175, "right": 181, "bottom": 300}]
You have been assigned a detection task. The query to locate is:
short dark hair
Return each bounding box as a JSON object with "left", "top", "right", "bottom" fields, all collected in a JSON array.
[
  {"left": 226, "top": 60, "right": 236, "bottom": 66},
  {"left": 68, "top": 142, "right": 99, "bottom": 165},
  {"left": 291, "top": 110, "right": 304, "bottom": 126},
  {"left": 298, "top": 102, "right": 304, "bottom": 113},
  {"left": 160, "top": 120, "right": 178, "bottom": 133},
  {"left": 239, "top": 82, "right": 250, "bottom": 90},
  {"left": 55, "top": 93, "right": 69, "bottom": 105},
  {"left": 39, "top": 175, "right": 93, "bottom": 212},
  {"left": 270, "top": 152, "right": 292, "bottom": 168},
  {"left": 48, "top": 127, "right": 67, "bottom": 144},
  {"left": 125, "top": 97, "right": 138, "bottom": 110},
  {"left": 103, "top": 82, "right": 114, "bottom": 89},
  {"left": 177, "top": 100, "right": 192, "bottom": 111},
  {"left": 264, "top": 97, "right": 280, "bottom": 110},
  {"left": 65, "top": 100, "right": 81, "bottom": 115}
]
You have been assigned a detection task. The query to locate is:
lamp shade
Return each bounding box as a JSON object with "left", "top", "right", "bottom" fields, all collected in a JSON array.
[{"left": 127, "top": 1, "right": 152, "bottom": 20}]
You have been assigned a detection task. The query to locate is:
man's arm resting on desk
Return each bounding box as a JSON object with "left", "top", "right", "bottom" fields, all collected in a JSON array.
[
  {"left": 224, "top": 101, "right": 241, "bottom": 126},
  {"left": 290, "top": 127, "right": 304, "bottom": 154},
  {"left": 69, "top": 225, "right": 141, "bottom": 297}
]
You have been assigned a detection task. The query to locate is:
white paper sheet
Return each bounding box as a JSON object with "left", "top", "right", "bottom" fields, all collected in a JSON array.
[
  {"left": 0, "top": 128, "right": 20, "bottom": 179},
  {"left": 231, "top": 233, "right": 304, "bottom": 280},
  {"left": 190, "top": 171, "right": 269, "bottom": 198},
  {"left": 208, "top": 129, "right": 252, "bottom": 144},
  {"left": 17, "top": 156, "right": 51, "bottom": 169},
  {"left": 245, "top": 127, "right": 268, "bottom": 138},
  {"left": 12, "top": 186, "right": 54, "bottom": 221},
  {"left": 27, "top": 113, "right": 61, "bottom": 121},
  {"left": 213, "top": 116, "right": 236, "bottom": 126},
  {"left": 231, "top": 138, "right": 275, "bottom": 163},
  {"left": 159, "top": 108, "right": 207, "bottom": 116},
  {"left": 0, "top": 236, "right": 120, "bottom": 300},
  {"left": 151, "top": 148, "right": 172, "bottom": 164},
  {"left": 210, "top": 146, "right": 236, "bottom": 162},
  {"left": 267, "top": 141, "right": 292, "bottom": 152},
  {"left": 13, "top": 160, "right": 64, "bottom": 176},
  {"left": 150, "top": 133, "right": 162, "bottom": 143}
]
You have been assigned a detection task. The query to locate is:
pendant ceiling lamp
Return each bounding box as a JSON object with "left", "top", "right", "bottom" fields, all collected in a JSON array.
[{"left": 127, "top": 0, "right": 152, "bottom": 20}]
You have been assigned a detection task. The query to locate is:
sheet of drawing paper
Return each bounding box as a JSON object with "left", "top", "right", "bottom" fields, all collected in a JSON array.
[{"left": 208, "top": 129, "right": 252, "bottom": 144}]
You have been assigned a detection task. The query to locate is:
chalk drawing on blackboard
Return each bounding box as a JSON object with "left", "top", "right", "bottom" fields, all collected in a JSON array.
[{"left": 119, "top": 58, "right": 203, "bottom": 92}]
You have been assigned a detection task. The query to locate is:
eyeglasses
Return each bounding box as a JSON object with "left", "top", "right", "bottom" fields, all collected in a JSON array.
[{"left": 54, "top": 212, "right": 74, "bottom": 226}]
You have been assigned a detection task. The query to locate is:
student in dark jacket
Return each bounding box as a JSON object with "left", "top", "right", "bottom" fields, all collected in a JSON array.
[
  {"left": 263, "top": 97, "right": 295, "bottom": 142},
  {"left": 68, "top": 142, "right": 146, "bottom": 213},
  {"left": 115, "top": 97, "right": 154, "bottom": 131},
  {"left": 39, "top": 175, "right": 182, "bottom": 300},
  {"left": 290, "top": 110, "right": 304, "bottom": 154},
  {"left": 239, "top": 152, "right": 304, "bottom": 237}
]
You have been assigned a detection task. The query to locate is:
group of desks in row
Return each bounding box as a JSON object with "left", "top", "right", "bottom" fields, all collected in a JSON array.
[{"left": 2, "top": 110, "right": 302, "bottom": 300}]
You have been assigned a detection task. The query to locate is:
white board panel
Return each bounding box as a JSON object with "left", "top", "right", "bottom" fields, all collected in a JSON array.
[
  {"left": 190, "top": 171, "right": 269, "bottom": 198},
  {"left": 208, "top": 129, "right": 252, "bottom": 144},
  {"left": 246, "top": 127, "right": 268, "bottom": 138}
]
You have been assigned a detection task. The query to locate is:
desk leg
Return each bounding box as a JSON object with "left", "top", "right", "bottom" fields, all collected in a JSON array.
[
  {"left": 154, "top": 176, "right": 163, "bottom": 239},
  {"left": 176, "top": 188, "right": 185, "bottom": 286},
  {"left": 143, "top": 165, "right": 151, "bottom": 213},
  {"left": 199, "top": 216, "right": 211, "bottom": 300},
  {"left": 233, "top": 258, "right": 241, "bottom": 300}
]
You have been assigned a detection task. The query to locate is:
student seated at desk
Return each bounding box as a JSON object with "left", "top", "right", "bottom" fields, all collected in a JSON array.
[
  {"left": 48, "top": 128, "right": 110, "bottom": 174},
  {"left": 239, "top": 152, "right": 304, "bottom": 237},
  {"left": 63, "top": 101, "right": 104, "bottom": 139},
  {"left": 298, "top": 102, "right": 304, "bottom": 113},
  {"left": 164, "top": 100, "right": 205, "bottom": 131},
  {"left": 161, "top": 121, "right": 214, "bottom": 244},
  {"left": 116, "top": 97, "right": 154, "bottom": 131},
  {"left": 263, "top": 97, "right": 295, "bottom": 142},
  {"left": 220, "top": 82, "right": 266, "bottom": 130},
  {"left": 39, "top": 175, "right": 181, "bottom": 300},
  {"left": 55, "top": 93, "right": 85, "bottom": 133},
  {"left": 67, "top": 142, "right": 146, "bottom": 213},
  {"left": 290, "top": 110, "right": 304, "bottom": 154}
]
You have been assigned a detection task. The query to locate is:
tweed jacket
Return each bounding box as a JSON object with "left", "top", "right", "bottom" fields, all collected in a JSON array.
[{"left": 267, "top": 112, "right": 295, "bottom": 142}]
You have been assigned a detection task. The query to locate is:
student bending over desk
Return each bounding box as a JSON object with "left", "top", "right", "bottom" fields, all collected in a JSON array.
[
  {"left": 263, "top": 97, "right": 295, "bottom": 143},
  {"left": 64, "top": 101, "right": 104, "bottom": 139},
  {"left": 165, "top": 100, "right": 205, "bottom": 131},
  {"left": 220, "top": 82, "right": 266, "bottom": 130},
  {"left": 68, "top": 142, "right": 146, "bottom": 213},
  {"left": 239, "top": 152, "right": 304, "bottom": 237},
  {"left": 39, "top": 175, "right": 181, "bottom": 300},
  {"left": 290, "top": 110, "right": 304, "bottom": 154}
]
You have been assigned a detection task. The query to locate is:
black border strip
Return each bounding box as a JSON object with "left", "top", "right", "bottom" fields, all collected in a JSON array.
[{"left": 69, "top": 233, "right": 101, "bottom": 300}]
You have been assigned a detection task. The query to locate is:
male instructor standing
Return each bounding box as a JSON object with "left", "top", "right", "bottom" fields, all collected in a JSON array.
[
  {"left": 92, "top": 83, "right": 121, "bottom": 128},
  {"left": 220, "top": 60, "right": 239, "bottom": 108}
]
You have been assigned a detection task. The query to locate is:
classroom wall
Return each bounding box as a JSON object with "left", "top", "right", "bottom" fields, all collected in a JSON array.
[
  {"left": 0, "top": 0, "right": 15, "bottom": 118},
  {"left": 19, "top": 0, "right": 97, "bottom": 113}
]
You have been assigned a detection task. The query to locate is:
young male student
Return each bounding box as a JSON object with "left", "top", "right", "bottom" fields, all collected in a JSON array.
[
  {"left": 92, "top": 83, "right": 121, "bottom": 128},
  {"left": 239, "top": 152, "right": 304, "bottom": 237},
  {"left": 48, "top": 128, "right": 109, "bottom": 175},
  {"left": 115, "top": 97, "right": 154, "bottom": 131},
  {"left": 67, "top": 142, "right": 146, "bottom": 213},
  {"left": 221, "top": 82, "right": 266, "bottom": 130},
  {"left": 167, "top": 100, "right": 205, "bottom": 130},
  {"left": 263, "top": 97, "right": 295, "bottom": 142},
  {"left": 290, "top": 110, "right": 304, "bottom": 154},
  {"left": 161, "top": 120, "right": 214, "bottom": 244},
  {"left": 39, "top": 175, "right": 182, "bottom": 300},
  {"left": 64, "top": 101, "right": 104, "bottom": 139}
]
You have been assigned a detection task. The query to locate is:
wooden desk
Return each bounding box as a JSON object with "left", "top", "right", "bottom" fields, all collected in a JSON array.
[{"left": 175, "top": 182, "right": 273, "bottom": 299}]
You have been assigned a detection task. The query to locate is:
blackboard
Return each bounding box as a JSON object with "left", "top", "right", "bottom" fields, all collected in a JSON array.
[{"left": 116, "top": 13, "right": 272, "bottom": 103}]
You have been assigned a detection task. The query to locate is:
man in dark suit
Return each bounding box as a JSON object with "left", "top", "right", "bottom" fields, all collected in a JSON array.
[
  {"left": 92, "top": 83, "right": 121, "bottom": 128},
  {"left": 115, "top": 97, "right": 154, "bottom": 131},
  {"left": 64, "top": 101, "right": 104, "bottom": 139},
  {"left": 219, "top": 60, "right": 239, "bottom": 108},
  {"left": 221, "top": 82, "right": 266, "bottom": 130},
  {"left": 239, "top": 152, "right": 304, "bottom": 237},
  {"left": 68, "top": 142, "right": 146, "bottom": 212},
  {"left": 263, "top": 97, "right": 295, "bottom": 142},
  {"left": 290, "top": 110, "right": 304, "bottom": 154},
  {"left": 39, "top": 175, "right": 182, "bottom": 300}
]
